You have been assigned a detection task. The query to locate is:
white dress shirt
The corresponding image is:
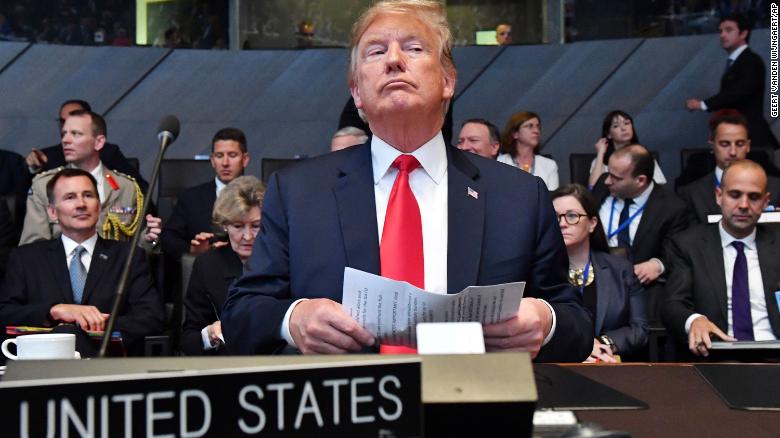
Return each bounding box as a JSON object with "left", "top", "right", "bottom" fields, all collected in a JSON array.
[
  {"left": 62, "top": 233, "right": 98, "bottom": 273},
  {"left": 599, "top": 182, "right": 654, "bottom": 247},
  {"left": 684, "top": 223, "right": 776, "bottom": 340},
  {"left": 88, "top": 162, "right": 105, "bottom": 202},
  {"left": 700, "top": 44, "right": 748, "bottom": 111},
  {"left": 215, "top": 177, "right": 226, "bottom": 197}
]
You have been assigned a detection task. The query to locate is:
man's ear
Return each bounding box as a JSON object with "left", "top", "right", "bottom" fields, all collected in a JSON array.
[
  {"left": 715, "top": 186, "right": 723, "bottom": 208},
  {"left": 94, "top": 134, "right": 106, "bottom": 152},
  {"left": 350, "top": 81, "right": 362, "bottom": 110},
  {"left": 47, "top": 203, "right": 58, "bottom": 222}
]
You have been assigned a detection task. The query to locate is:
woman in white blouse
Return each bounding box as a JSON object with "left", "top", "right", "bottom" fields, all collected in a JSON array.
[
  {"left": 587, "top": 110, "right": 667, "bottom": 188},
  {"left": 496, "top": 111, "right": 559, "bottom": 190}
]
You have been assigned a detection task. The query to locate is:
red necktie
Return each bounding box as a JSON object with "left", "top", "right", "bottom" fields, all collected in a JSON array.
[{"left": 380, "top": 154, "right": 423, "bottom": 354}]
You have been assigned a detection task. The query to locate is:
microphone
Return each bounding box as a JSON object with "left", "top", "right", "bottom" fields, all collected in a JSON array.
[
  {"left": 99, "top": 115, "right": 180, "bottom": 357},
  {"left": 157, "top": 115, "right": 180, "bottom": 149}
]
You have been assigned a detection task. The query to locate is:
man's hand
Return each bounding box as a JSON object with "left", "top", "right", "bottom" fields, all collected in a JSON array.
[
  {"left": 686, "top": 99, "right": 702, "bottom": 111},
  {"left": 207, "top": 320, "right": 223, "bottom": 347},
  {"left": 688, "top": 316, "right": 736, "bottom": 357},
  {"left": 143, "top": 214, "right": 162, "bottom": 243},
  {"left": 25, "top": 148, "right": 48, "bottom": 171},
  {"left": 289, "top": 298, "right": 375, "bottom": 354},
  {"left": 634, "top": 260, "right": 661, "bottom": 284},
  {"left": 585, "top": 338, "right": 617, "bottom": 363},
  {"left": 50, "top": 304, "right": 109, "bottom": 332},
  {"left": 189, "top": 232, "right": 227, "bottom": 254},
  {"left": 482, "top": 297, "right": 552, "bottom": 359}
]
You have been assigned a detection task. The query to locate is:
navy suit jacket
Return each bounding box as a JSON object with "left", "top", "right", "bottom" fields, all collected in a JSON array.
[
  {"left": 222, "top": 142, "right": 593, "bottom": 362},
  {"left": 0, "top": 238, "right": 165, "bottom": 353},
  {"left": 590, "top": 250, "right": 648, "bottom": 355},
  {"left": 662, "top": 224, "right": 780, "bottom": 344},
  {"left": 160, "top": 180, "right": 218, "bottom": 255}
]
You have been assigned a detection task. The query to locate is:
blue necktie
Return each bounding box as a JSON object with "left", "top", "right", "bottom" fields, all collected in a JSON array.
[
  {"left": 69, "top": 246, "right": 87, "bottom": 304},
  {"left": 617, "top": 198, "right": 633, "bottom": 248},
  {"left": 731, "top": 241, "right": 754, "bottom": 341}
]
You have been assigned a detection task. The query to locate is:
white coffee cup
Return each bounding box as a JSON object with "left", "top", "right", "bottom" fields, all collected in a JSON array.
[{"left": 1, "top": 333, "right": 80, "bottom": 360}]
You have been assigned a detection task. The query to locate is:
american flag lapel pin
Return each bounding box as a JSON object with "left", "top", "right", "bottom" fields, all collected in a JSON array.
[{"left": 467, "top": 186, "right": 478, "bottom": 199}]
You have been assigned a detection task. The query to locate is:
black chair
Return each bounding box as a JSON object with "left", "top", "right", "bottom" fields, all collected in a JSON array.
[
  {"left": 261, "top": 158, "right": 305, "bottom": 185},
  {"left": 157, "top": 159, "right": 213, "bottom": 221},
  {"left": 127, "top": 157, "right": 140, "bottom": 174},
  {"left": 569, "top": 153, "right": 596, "bottom": 186}
]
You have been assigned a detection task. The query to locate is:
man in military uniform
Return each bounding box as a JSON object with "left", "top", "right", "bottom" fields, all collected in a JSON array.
[{"left": 20, "top": 110, "right": 143, "bottom": 245}]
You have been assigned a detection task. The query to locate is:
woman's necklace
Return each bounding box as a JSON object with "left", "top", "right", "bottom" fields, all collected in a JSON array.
[{"left": 568, "top": 263, "right": 594, "bottom": 287}]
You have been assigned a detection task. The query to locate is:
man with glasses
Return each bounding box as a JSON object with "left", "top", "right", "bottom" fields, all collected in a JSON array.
[{"left": 24, "top": 99, "right": 146, "bottom": 191}]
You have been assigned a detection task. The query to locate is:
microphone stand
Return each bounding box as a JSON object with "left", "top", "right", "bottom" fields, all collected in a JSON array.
[{"left": 98, "top": 134, "right": 174, "bottom": 357}]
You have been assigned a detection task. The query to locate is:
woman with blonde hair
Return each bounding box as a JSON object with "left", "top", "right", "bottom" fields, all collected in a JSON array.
[
  {"left": 497, "top": 111, "right": 559, "bottom": 190},
  {"left": 181, "top": 176, "right": 265, "bottom": 355}
]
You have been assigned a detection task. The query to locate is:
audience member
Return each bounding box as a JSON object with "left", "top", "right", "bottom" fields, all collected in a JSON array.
[
  {"left": 0, "top": 169, "right": 164, "bottom": 356},
  {"left": 181, "top": 176, "right": 265, "bottom": 356},
  {"left": 662, "top": 160, "right": 780, "bottom": 357},
  {"left": 679, "top": 111, "right": 780, "bottom": 224},
  {"left": 25, "top": 99, "right": 147, "bottom": 191},
  {"left": 686, "top": 13, "right": 778, "bottom": 150},
  {"left": 20, "top": 110, "right": 143, "bottom": 244},
  {"left": 456, "top": 118, "right": 500, "bottom": 159},
  {"left": 495, "top": 23, "right": 512, "bottom": 45},
  {"left": 497, "top": 111, "right": 559, "bottom": 190},
  {"left": 0, "top": 148, "right": 28, "bottom": 233},
  {"left": 222, "top": 0, "right": 592, "bottom": 361},
  {"left": 591, "top": 144, "right": 690, "bottom": 319},
  {"left": 588, "top": 110, "right": 666, "bottom": 188},
  {"left": 160, "top": 128, "right": 250, "bottom": 256},
  {"left": 552, "top": 184, "right": 648, "bottom": 362},
  {"left": 330, "top": 126, "right": 368, "bottom": 152}
]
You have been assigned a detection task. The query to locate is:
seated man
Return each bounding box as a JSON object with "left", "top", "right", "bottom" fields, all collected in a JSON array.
[
  {"left": 591, "top": 144, "right": 690, "bottom": 319},
  {"left": 160, "top": 127, "right": 250, "bottom": 256},
  {"left": 679, "top": 111, "right": 780, "bottom": 224},
  {"left": 25, "top": 99, "right": 147, "bottom": 191},
  {"left": 456, "top": 118, "right": 500, "bottom": 159},
  {"left": 20, "top": 110, "right": 143, "bottom": 244},
  {"left": 331, "top": 126, "right": 368, "bottom": 152},
  {"left": 0, "top": 169, "right": 164, "bottom": 355},
  {"left": 662, "top": 160, "right": 780, "bottom": 357},
  {"left": 222, "top": 0, "right": 592, "bottom": 362}
]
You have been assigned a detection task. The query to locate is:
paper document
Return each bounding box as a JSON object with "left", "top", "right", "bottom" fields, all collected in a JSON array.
[{"left": 342, "top": 267, "right": 524, "bottom": 347}]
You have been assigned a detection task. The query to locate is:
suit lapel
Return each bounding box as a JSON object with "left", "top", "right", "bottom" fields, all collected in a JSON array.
[
  {"left": 756, "top": 227, "right": 780, "bottom": 337},
  {"left": 592, "top": 253, "right": 611, "bottom": 334},
  {"left": 333, "top": 144, "right": 381, "bottom": 275},
  {"left": 83, "top": 238, "right": 111, "bottom": 303},
  {"left": 446, "top": 147, "right": 484, "bottom": 292},
  {"left": 47, "top": 239, "right": 74, "bottom": 304},
  {"left": 701, "top": 226, "right": 728, "bottom": 323},
  {"left": 631, "top": 186, "right": 659, "bottom": 253}
]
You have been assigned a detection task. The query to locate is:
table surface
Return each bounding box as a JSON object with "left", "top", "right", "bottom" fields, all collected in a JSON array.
[{"left": 562, "top": 364, "right": 780, "bottom": 438}]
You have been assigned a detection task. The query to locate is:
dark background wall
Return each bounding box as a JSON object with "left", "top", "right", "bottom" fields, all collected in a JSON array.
[{"left": 0, "top": 29, "right": 776, "bottom": 184}]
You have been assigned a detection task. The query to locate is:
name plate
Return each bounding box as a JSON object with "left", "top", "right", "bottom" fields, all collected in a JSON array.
[{"left": 0, "top": 358, "right": 421, "bottom": 437}]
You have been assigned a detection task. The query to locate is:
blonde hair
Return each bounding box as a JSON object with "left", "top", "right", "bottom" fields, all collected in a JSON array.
[
  {"left": 347, "top": 0, "right": 456, "bottom": 88},
  {"left": 212, "top": 176, "right": 266, "bottom": 227}
]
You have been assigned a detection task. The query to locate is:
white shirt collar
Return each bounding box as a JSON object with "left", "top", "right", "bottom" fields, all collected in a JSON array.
[
  {"left": 632, "top": 181, "right": 654, "bottom": 205},
  {"left": 729, "top": 44, "right": 748, "bottom": 61},
  {"left": 61, "top": 233, "right": 98, "bottom": 256},
  {"left": 719, "top": 220, "right": 756, "bottom": 251},
  {"left": 715, "top": 166, "right": 724, "bottom": 184},
  {"left": 371, "top": 133, "right": 447, "bottom": 185},
  {"left": 215, "top": 177, "right": 226, "bottom": 196}
]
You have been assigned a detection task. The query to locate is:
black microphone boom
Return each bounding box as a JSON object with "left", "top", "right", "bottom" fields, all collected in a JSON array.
[{"left": 99, "top": 115, "right": 180, "bottom": 357}]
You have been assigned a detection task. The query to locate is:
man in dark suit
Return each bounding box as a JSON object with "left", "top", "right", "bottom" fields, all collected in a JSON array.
[
  {"left": 25, "top": 99, "right": 148, "bottom": 191},
  {"left": 222, "top": 0, "right": 592, "bottom": 362},
  {"left": 592, "top": 144, "right": 690, "bottom": 319},
  {"left": 679, "top": 111, "right": 780, "bottom": 224},
  {"left": 662, "top": 160, "right": 780, "bottom": 357},
  {"left": 159, "top": 127, "right": 250, "bottom": 256},
  {"left": 686, "top": 13, "right": 778, "bottom": 149},
  {"left": 0, "top": 168, "right": 164, "bottom": 355},
  {"left": 0, "top": 148, "right": 28, "bottom": 237}
]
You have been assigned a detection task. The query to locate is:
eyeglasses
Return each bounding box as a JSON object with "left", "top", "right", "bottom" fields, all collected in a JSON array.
[{"left": 557, "top": 212, "right": 589, "bottom": 225}]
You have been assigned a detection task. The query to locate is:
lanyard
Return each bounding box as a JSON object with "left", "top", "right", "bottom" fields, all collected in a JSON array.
[
  {"left": 607, "top": 197, "right": 646, "bottom": 239},
  {"left": 579, "top": 257, "right": 591, "bottom": 295}
]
